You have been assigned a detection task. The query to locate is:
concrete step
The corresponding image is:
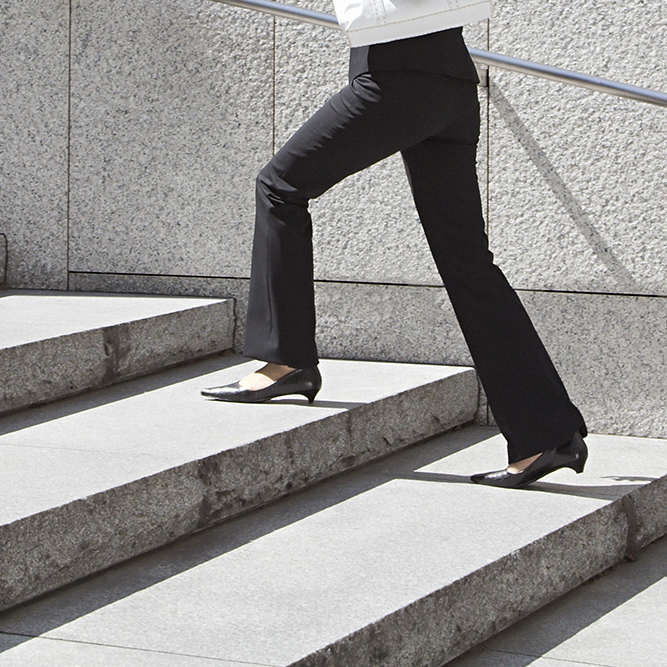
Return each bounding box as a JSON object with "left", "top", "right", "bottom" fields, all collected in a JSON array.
[
  {"left": 0, "top": 290, "right": 234, "bottom": 414},
  {"left": 449, "top": 532, "right": 667, "bottom": 666},
  {"left": 0, "top": 355, "right": 478, "bottom": 611},
  {"left": 0, "top": 425, "right": 665, "bottom": 666}
]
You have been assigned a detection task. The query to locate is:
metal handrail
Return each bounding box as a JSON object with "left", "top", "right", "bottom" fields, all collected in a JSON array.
[{"left": 213, "top": 0, "right": 667, "bottom": 108}]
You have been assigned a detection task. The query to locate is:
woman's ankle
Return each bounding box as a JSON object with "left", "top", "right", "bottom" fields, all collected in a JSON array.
[
  {"left": 507, "top": 453, "right": 541, "bottom": 474},
  {"left": 238, "top": 363, "right": 295, "bottom": 391}
]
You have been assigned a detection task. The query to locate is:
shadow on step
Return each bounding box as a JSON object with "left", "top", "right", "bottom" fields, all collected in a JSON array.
[{"left": 405, "top": 469, "right": 648, "bottom": 502}]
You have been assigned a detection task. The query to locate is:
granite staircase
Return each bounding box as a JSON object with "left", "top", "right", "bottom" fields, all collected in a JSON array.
[{"left": 0, "top": 289, "right": 666, "bottom": 666}]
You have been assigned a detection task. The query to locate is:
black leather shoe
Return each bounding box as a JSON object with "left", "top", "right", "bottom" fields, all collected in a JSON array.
[
  {"left": 470, "top": 431, "right": 588, "bottom": 488},
  {"left": 201, "top": 366, "right": 322, "bottom": 404}
]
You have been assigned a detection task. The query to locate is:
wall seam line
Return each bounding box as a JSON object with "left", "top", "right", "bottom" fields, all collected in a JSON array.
[
  {"left": 66, "top": 271, "right": 667, "bottom": 300},
  {"left": 272, "top": 16, "right": 276, "bottom": 155},
  {"left": 485, "top": 18, "right": 491, "bottom": 239},
  {"left": 65, "top": 0, "right": 74, "bottom": 291}
]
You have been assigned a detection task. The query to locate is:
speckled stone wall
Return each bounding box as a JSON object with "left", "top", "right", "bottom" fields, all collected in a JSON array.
[
  {"left": 482, "top": 0, "right": 667, "bottom": 436},
  {"left": 488, "top": 0, "right": 667, "bottom": 296},
  {"left": 67, "top": 0, "right": 274, "bottom": 278},
  {"left": 0, "top": 0, "right": 69, "bottom": 289}
]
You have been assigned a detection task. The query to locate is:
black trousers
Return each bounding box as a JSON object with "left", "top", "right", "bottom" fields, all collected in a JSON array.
[{"left": 244, "top": 69, "right": 586, "bottom": 462}]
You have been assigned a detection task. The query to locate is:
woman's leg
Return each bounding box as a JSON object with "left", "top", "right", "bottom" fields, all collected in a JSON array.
[
  {"left": 400, "top": 82, "right": 586, "bottom": 463},
  {"left": 243, "top": 72, "right": 482, "bottom": 370}
]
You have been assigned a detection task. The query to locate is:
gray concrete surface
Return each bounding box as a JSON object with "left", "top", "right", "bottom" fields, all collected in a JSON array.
[
  {"left": 67, "top": 0, "right": 274, "bottom": 280},
  {"left": 0, "top": 426, "right": 665, "bottom": 666},
  {"left": 449, "top": 533, "right": 667, "bottom": 667},
  {"left": 0, "top": 356, "right": 477, "bottom": 610},
  {"left": 0, "top": 291, "right": 234, "bottom": 413},
  {"left": 519, "top": 290, "right": 667, "bottom": 438},
  {"left": 68, "top": 271, "right": 251, "bottom": 349},
  {"left": 0, "top": 0, "right": 69, "bottom": 290}
]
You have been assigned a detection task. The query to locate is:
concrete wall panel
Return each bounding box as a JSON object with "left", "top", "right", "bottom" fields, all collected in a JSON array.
[
  {"left": 0, "top": 0, "right": 69, "bottom": 289},
  {"left": 488, "top": 0, "right": 667, "bottom": 295},
  {"left": 67, "top": 0, "right": 274, "bottom": 278},
  {"left": 315, "top": 282, "right": 471, "bottom": 365},
  {"left": 520, "top": 290, "right": 667, "bottom": 439},
  {"left": 317, "top": 284, "right": 667, "bottom": 439}
]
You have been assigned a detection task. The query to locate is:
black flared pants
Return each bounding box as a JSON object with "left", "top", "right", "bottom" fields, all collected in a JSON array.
[{"left": 243, "top": 69, "right": 586, "bottom": 462}]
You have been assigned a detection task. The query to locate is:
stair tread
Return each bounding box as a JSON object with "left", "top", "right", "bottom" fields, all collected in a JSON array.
[
  {"left": 1, "top": 425, "right": 665, "bottom": 666},
  {"left": 0, "top": 290, "right": 226, "bottom": 348},
  {"left": 0, "top": 355, "right": 471, "bottom": 525}
]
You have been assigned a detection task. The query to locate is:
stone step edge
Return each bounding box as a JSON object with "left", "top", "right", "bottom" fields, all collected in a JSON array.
[
  {"left": 290, "top": 476, "right": 667, "bottom": 667},
  {"left": 0, "top": 298, "right": 235, "bottom": 415},
  {"left": 0, "top": 367, "right": 479, "bottom": 612}
]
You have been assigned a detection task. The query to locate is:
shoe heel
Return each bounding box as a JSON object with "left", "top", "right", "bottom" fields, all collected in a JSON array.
[
  {"left": 570, "top": 458, "right": 586, "bottom": 474},
  {"left": 302, "top": 389, "right": 319, "bottom": 404}
]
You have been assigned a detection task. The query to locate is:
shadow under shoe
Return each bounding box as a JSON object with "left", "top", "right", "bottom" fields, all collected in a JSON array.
[
  {"left": 470, "top": 432, "right": 588, "bottom": 489},
  {"left": 201, "top": 366, "right": 322, "bottom": 404}
]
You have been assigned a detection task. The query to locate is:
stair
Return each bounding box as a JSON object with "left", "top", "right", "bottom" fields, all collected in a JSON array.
[
  {"left": 1, "top": 290, "right": 666, "bottom": 666},
  {"left": 0, "top": 425, "right": 665, "bottom": 666},
  {"left": 0, "top": 290, "right": 234, "bottom": 414}
]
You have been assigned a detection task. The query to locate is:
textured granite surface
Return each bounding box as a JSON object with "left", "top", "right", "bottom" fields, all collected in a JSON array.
[
  {"left": 488, "top": 0, "right": 667, "bottom": 296},
  {"left": 0, "top": 356, "right": 477, "bottom": 610},
  {"left": 519, "top": 290, "right": 667, "bottom": 439},
  {"left": 69, "top": 272, "right": 473, "bottom": 364},
  {"left": 450, "top": 534, "right": 667, "bottom": 667},
  {"left": 314, "top": 280, "right": 472, "bottom": 365},
  {"left": 319, "top": 284, "right": 667, "bottom": 439},
  {"left": 320, "top": 284, "right": 667, "bottom": 438},
  {"left": 316, "top": 285, "right": 667, "bottom": 439},
  {"left": 69, "top": 271, "right": 250, "bottom": 350},
  {"left": 67, "top": 0, "right": 273, "bottom": 279},
  {"left": 0, "top": 0, "right": 69, "bottom": 289}
]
